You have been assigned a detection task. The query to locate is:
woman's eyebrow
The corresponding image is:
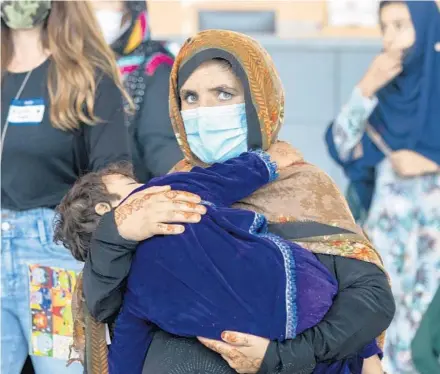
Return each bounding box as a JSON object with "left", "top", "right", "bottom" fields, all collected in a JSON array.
[
  {"left": 392, "top": 17, "right": 411, "bottom": 23},
  {"left": 209, "top": 85, "right": 239, "bottom": 93},
  {"left": 180, "top": 88, "right": 197, "bottom": 97},
  {"left": 382, "top": 16, "right": 411, "bottom": 25}
]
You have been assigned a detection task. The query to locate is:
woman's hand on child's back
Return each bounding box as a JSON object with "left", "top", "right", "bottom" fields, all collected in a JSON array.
[
  {"left": 115, "top": 186, "right": 206, "bottom": 241},
  {"left": 267, "top": 141, "right": 302, "bottom": 170}
]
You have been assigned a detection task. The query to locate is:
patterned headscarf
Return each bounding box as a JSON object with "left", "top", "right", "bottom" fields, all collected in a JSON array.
[
  {"left": 170, "top": 30, "right": 285, "bottom": 164},
  {"left": 112, "top": 1, "right": 174, "bottom": 127}
]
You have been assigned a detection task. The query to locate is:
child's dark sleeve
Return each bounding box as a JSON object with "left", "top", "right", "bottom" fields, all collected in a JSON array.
[
  {"left": 83, "top": 212, "right": 137, "bottom": 323},
  {"left": 108, "top": 301, "right": 154, "bottom": 374},
  {"left": 149, "top": 150, "right": 278, "bottom": 206}
]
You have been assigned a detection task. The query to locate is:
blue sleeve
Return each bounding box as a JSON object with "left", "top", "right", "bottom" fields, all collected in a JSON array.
[
  {"left": 149, "top": 150, "right": 278, "bottom": 207},
  {"left": 108, "top": 302, "right": 154, "bottom": 374},
  {"left": 359, "top": 339, "right": 382, "bottom": 358}
]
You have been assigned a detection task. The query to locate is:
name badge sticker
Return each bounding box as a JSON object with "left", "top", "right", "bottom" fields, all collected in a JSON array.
[{"left": 7, "top": 98, "right": 45, "bottom": 126}]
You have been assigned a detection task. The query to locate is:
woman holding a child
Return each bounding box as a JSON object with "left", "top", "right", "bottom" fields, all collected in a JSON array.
[{"left": 75, "top": 30, "right": 395, "bottom": 374}]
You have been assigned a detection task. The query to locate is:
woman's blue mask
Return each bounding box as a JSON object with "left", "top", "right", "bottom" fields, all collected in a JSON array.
[{"left": 181, "top": 103, "right": 248, "bottom": 164}]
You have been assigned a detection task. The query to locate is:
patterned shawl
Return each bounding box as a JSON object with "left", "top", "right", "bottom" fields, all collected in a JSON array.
[{"left": 72, "top": 30, "right": 387, "bottom": 373}]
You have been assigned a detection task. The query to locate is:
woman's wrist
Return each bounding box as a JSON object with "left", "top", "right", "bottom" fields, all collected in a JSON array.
[
  {"left": 354, "top": 84, "right": 379, "bottom": 107},
  {"left": 358, "top": 77, "right": 378, "bottom": 99}
]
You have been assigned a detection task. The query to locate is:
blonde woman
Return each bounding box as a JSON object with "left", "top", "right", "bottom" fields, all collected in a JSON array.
[{"left": 0, "top": 1, "right": 203, "bottom": 373}]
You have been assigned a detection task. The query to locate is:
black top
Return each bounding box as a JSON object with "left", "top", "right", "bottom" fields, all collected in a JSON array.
[
  {"left": 130, "top": 64, "right": 183, "bottom": 182},
  {"left": 1, "top": 59, "right": 131, "bottom": 211},
  {"left": 83, "top": 212, "right": 395, "bottom": 373}
]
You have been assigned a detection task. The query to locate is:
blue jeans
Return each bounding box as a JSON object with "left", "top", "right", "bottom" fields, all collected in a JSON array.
[{"left": 1, "top": 208, "right": 83, "bottom": 374}]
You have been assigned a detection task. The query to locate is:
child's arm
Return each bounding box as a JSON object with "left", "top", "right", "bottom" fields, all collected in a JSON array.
[
  {"left": 108, "top": 301, "right": 154, "bottom": 374},
  {"left": 149, "top": 150, "right": 278, "bottom": 206}
]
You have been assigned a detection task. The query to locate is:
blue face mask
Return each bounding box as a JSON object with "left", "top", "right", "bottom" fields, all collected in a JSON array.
[{"left": 181, "top": 103, "right": 248, "bottom": 164}]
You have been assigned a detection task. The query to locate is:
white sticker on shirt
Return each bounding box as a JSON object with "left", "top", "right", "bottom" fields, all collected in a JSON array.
[{"left": 7, "top": 98, "right": 45, "bottom": 125}]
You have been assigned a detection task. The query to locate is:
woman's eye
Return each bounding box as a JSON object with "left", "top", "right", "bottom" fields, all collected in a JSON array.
[
  {"left": 186, "top": 94, "right": 197, "bottom": 104},
  {"left": 218, "top": 91, "right": 233, "bottom": 101}
]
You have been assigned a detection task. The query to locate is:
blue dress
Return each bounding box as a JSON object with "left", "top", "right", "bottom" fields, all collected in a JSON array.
[{"left": 109, "top": 151, "right": 377, "bottom": 374}]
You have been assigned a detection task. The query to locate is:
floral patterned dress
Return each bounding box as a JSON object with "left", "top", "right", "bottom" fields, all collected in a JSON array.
[{"left": 332, "top": 88, "right": 440, "bottom": 373}]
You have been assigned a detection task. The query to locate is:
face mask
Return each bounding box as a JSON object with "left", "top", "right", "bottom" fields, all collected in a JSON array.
[
  {"left": 181, "top": 103, "right": 248, "bottom": 164},
  {"left": 1, "top": 0, "right": 51, "bottom": 29},
  {"left": 95, "top": 10, "right": 129, "bottom": 45}
]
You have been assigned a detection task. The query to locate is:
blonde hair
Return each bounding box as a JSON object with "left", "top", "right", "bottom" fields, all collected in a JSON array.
[{"left": 1, "top": 1, "right": 132, "bottom": 131}]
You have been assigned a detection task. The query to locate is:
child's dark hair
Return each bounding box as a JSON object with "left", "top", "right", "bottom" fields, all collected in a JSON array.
[{"left": 54, "top": 162, "right": 135, "bottom": 262}]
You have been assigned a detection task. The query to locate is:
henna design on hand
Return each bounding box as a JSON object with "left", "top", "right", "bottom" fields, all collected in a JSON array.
[
  {"left": 222, "top": 332, "right": 249, "bottom": 345},
  {"left": 224, "top": 350, "right": 262, "bottom": 373},
  {"left": 115, "top": 193, "right": 152, "bottom": 226},
  {"left": 157, "top": 223, "right": 175, "bottom": 233},
  {"left": 165, "top": 191, "right": 178, "bottom": 199},
  {"left": 182, "top": 212, "right": 200, "bottom": 220}
]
